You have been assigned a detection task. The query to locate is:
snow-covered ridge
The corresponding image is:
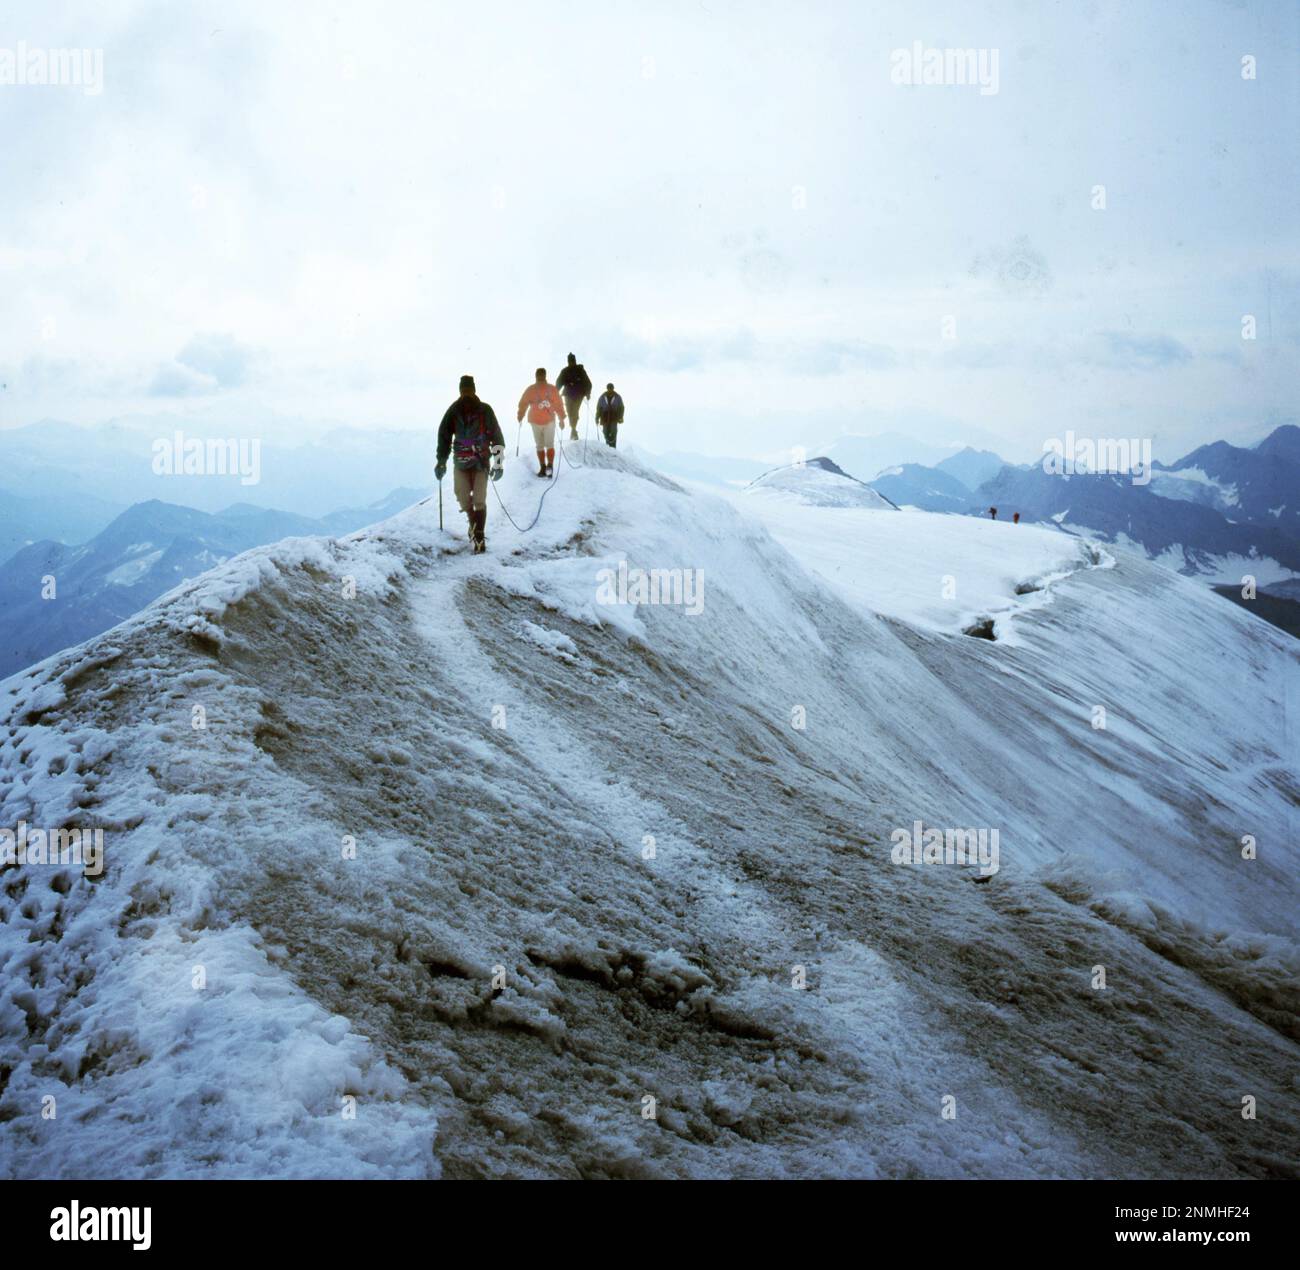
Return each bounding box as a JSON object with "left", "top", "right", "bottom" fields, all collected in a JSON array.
[
  {"left": 728, "top": 488, "right": 1111, "bottom": 643},
  {"left": 2, "top": 446, "right": 1296, "bottom": 1179},
  {"left": 745, "top": 456, "right": 898, "bottom": 510}
]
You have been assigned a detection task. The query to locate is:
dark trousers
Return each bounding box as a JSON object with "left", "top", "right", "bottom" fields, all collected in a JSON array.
[{"left": 601, "top": 421, "right": 619, "bottom": 448}]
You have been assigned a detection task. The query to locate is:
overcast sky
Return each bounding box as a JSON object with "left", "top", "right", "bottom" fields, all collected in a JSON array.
[{"left": 1, "top": 0, "right": 1297, "bottom": 461}]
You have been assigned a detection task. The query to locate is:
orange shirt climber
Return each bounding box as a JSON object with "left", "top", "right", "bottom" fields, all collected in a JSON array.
[{"left": 517, "top": 380, "right": 566, "bottom": 426}]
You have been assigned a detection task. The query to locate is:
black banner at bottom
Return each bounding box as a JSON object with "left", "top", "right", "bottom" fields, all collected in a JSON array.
[{"left": 6, "top": 1178, "right": 1279, "bottom": 1255}]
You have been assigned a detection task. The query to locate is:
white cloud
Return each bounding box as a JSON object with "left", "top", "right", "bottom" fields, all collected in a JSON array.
[
  {"left": 0, "top": 0, "right": 1295, "bottom": 463},
  {"left": 148, "top": 362, "right": 216, "bottom": 398},
  {"left": 176, "top": 332, "right": 257, "bottom": 388}
]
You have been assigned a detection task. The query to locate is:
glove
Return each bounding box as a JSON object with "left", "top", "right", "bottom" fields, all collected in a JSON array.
[{"left": 434, "top": 463, "right": 446, "bottom": 481}]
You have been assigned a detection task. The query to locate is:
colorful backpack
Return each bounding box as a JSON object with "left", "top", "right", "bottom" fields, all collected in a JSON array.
[{"left": 453, "top": 402, "right": 491, "bottom": 470}]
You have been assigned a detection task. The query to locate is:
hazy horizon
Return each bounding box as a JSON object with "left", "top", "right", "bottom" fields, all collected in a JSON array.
[
  {"left": 2, "top": 0, "right": 1297, "bottom": 466},
  {"left": 1, "top": 401, "right": 1288, "bottom": 468}
]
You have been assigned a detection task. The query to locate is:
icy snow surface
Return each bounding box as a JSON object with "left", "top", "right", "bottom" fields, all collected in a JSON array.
[
  {"left": 745, "top": 461, "right": 897, "bottom": 510},
  {"left": 1, "top": 445, "right": 1296, "bottom": 1179}
]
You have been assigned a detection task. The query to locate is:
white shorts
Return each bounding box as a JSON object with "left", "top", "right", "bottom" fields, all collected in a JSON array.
[{"left": 530, "top": 422, "right": 556, "bottom": 448}]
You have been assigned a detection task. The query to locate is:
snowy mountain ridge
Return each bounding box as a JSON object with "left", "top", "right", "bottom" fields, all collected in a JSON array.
[
  {"left": 1, "top": 446, "right": 1296, "bottom": 1179},
  {"left": 745, "top": 457, "right": 899, "bottom": 509}
]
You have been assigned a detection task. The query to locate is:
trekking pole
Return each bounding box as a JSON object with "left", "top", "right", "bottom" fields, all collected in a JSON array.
[
  {"left": 515, "top": 420, "right": 522, "bottom": 458},
  {"left": 438, "top": 476, "right": 443, "bottom": 531}
]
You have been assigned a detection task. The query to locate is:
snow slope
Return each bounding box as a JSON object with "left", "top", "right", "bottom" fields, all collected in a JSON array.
[
  {"left": 745, "top": 457, "right": 898, "bottom": 509},
  {"left": 733, "top": 489, "right": 1094, "bottom": 642},
  {"left": 1, "top": 446, "right": 1296, "bottom": 1180}
]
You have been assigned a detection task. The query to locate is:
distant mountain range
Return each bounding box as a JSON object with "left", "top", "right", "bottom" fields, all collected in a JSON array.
[
  {"left": 870, "top": 462, "right": 974, "bottom": 513},
  {"left": 0, "top": 488, "right": 423, "bottom": 678},
  {"left": 975, "top": 464, "right": 1300, "bottom": 575},
  {"left": 1148, "top": 425, "right": 1300, "bottom": 538}
]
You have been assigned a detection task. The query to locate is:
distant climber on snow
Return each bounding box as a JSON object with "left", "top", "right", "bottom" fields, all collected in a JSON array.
[
  {"left": 556, "top": 352, "right": 592, "bottom": 440},
  {"left": 595, "top": 383, "right": 624, "bottom": 448},
  {"left": 1013, "top": 512, "right": 1020, "bottom": 525},
  {"left": 517, "top": 367, "right": 564, "bottom": 477},
  {"left": 435, "top": 375, "right": 505, "bottom": 554},
  {"left": 988, "top": 506, "right": 998, "bottom": 520}
]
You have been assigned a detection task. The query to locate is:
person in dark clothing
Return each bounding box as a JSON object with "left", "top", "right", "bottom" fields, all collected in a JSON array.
[
  {"left": 988, "top": 506, "right": 998, "bottom": 520},
  {"left": 555, "top": 352, "right": 592, "bottom": 440},
  {"left": 595, "top": 383, "right": 624, "bottom": 448},
  {"left": 434, "top": 375, "right": 505, "bottom": 553},
  {"left": 1012, "top": 512, "right": 1020, "bottom": 525}
]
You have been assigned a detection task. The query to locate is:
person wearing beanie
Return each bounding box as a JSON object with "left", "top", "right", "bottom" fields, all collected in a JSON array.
[
  {"left": 555, "top": 352, "right": 592, "bottom": 440},
  {"left": 516, "top": 367, "right": 565, "bottom": 477},
  {"left": 595, "top": 382, "right": 625, "bottom": 448},
  {"left": 435, "top": 374, "right": 505, "bottom": 553}
]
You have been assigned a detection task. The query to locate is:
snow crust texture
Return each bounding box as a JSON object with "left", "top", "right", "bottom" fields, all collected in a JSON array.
[{"left": 1, "top": 446, "right": 1296, "bottom": 1178}]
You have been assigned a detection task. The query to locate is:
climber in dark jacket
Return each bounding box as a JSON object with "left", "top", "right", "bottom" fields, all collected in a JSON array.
[
  {"left": 435, "top": 375, "right": 505, "bottom": 553},
  {"left": 595, "top": 383, "right": 624, "bottom": 448},
  {"left": 556, "top": 353, "right": 592, "bottom": 440}
]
